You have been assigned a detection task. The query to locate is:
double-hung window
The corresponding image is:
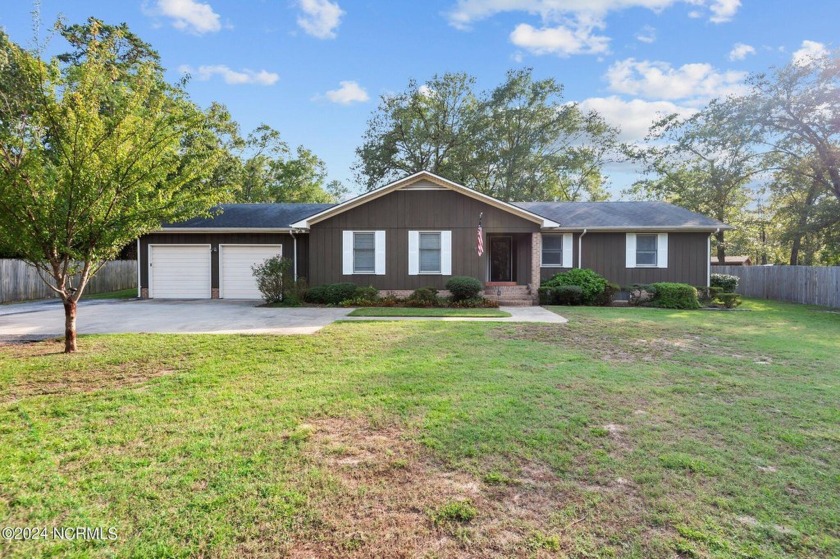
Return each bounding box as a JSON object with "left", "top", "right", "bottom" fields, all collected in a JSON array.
[
  {"left": 541, "top": 234, "right": 573, "bottom": 268},
  {"left": 408, "top": 231, "right": 452, "bottom": 275},
  {"left": 353, "top": 232, "right": 376, "bottom": 273},
  {"left": 342, "top": 231, "right": 386, "bottom": 275},
  {"left": 626, "top": 233, "right": 668, "bottom": 268},
  {"left": 419, "top": 232, "right": 442, "bottom": 274}
]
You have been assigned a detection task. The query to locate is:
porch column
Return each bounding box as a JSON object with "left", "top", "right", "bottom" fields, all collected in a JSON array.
[{"left": 530, "top": 232, "right": 541, "bottom": 302}]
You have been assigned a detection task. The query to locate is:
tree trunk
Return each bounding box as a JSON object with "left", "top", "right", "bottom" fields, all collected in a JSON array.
[
  {"left": 63, "top": 299, "right": 77, "bottom": 353},
  {"left": 789, "top": 236, "right": 801, "bottom": 265},
  {"left": 715, "top": 230, "right": 726, "bottom": 263}
]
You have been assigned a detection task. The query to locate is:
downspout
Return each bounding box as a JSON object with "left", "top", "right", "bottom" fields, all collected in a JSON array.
[
  {"left": 136, "top": 238, "right": 141, "bottom": 298},
  {"left": 578, "top": 229, "right": 588, "bottom": 268},
  {"left": 290, "top": 229, "right": 298, "bottom": 281}
]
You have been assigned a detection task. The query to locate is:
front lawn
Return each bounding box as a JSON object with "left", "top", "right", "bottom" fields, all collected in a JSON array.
[
  {"left": 0, "top": 300, "right": 837, "bottom": 558},
  {"left": 85, "top": 288, "right": 137, "bottom": 300},
  {"left": 347, "top": 307, "right": 511, "bottom": 318}
]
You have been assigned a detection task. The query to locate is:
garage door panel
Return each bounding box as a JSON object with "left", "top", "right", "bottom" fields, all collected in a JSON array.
[
  {"left": 150, "top": 245, "right": 211, "bottom": 299},
  {"left": 221, "top": 245, "right": 282, "bottom": 299}
]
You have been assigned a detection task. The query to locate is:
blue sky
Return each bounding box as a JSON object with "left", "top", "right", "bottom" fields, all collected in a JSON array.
[{"left": 1, "top": 0, "right": 836, "bottom": 198}]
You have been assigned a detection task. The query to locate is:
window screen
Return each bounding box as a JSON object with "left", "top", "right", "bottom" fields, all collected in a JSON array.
[
  {"left": 419, "top": 232, "right": 441, "bottom": 273},
  {"left": 636, "top": 234, "right": 657, "bottom": 266},
  {"left": 353, "top": 232, "right": 375, "bottom": 273},
  {"left": 542, "top": 235, "right": 564, "bottom": 266}
]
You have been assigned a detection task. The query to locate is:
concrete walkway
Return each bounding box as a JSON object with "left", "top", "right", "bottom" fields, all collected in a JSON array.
[
  {"left": 340, "top": 306, "right": 567, "bottom": 323},
  {"left": 0, "top": 299, "right": 353, "bottom": 341}
]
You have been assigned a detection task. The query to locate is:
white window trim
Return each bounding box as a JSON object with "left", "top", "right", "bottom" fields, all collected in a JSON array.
[
  {"left": 626, "top": 233, "right": 668, "bottom": 269},
  {"left": 408, "top": 230, "right": 452, "bottom": 276},
  {"left": 541, "top": 233, "right": 573, "bottom": 268},
  {"left": 342, "top": 230, "right": 386, "bottom": 275}
]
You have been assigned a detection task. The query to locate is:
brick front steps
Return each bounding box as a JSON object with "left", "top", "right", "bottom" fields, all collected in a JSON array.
[{"left": 484, "top": 284, "right": 536, "bottom": 306}]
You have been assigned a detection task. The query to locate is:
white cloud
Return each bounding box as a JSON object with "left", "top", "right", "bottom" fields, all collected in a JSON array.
[
  {"left": 728, "top": 42, "right": 755, "bottom": 61},
  {"left": 297, "top": 0, "right": 344, "bottom": 39},
  {"left": 509, "top": 20, "right": 609, "bottom": 56},
  {"left": 708, "top": 0, "right": 740, "bottom": 23},
  {"left": 180, "top": 65, "right": 279, "bottom": 85},
  {"left": 792, "top": 40, "right": 828, "bottom": 66},
  {"left": 320, "top": 81, "right": 369, "bottom": 104},
  {"left": 605, "top": 58, "right": 747, "bottom": 101},
  {"left": 635, "top": 25, "right": 656, "bottom": 43},
  {"left": 578, "top": 96, "right": 696, "bottom": 141},
  {"left": 148, "top": 0, "right": 221, "bottom": 34}
]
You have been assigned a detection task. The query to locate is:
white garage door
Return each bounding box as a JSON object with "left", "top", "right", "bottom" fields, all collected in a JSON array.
[
  {"left": 149, "top": 245, "right": 211, "bottom": 299},
  {"left": 220, "top": 245, "right": 283, "bottom": 299}
]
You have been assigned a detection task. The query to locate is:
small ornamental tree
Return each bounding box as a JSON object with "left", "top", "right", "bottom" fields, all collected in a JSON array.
[
  {"left": 252, "top": 256, "right": 291, "bottom": 304},
  {"left": 0, "top": 20, "right": 230, "bottom": 352}
]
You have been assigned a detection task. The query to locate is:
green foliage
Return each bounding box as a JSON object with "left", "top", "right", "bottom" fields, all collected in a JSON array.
[
  {"left": 595, "top": 282, "right": 620, "bottom": 306},
  {"left": 445, "top": 276, "right": 483, "bottom": 301},
  {"left": 649, "top": 282, "right": 700, "bottom": 309},
  {"left": 354, "top": 68, "right": 617, "bottom": 201},
  {"left": 537, "top": 286, "right": 554, "bottom": 305},
  {"left": 251, "top": 256, "right": 290, "bottom": 304},
  {"left": 717, "top": 292, "right": 742, "bottom": 308},
  {"left": 555, "top": 285, "right": 584, "bottom": 305},
  {"left": 304, "top": 282, "right": 358, "bottom": 305},
  {"left": 710, "top": 273, "right": 739, "bottom": 293},
  {"left": 430, "top": 500, "right": 477, "bottom": 525},
  {"left": 447, "top": 297, "right": 499, "bottom": 308},
  {"left": 352, "top": 286, "right": 379, "bottom": 302},
  {"left": 405, "top": 287, "right": 441, "bottom": 307},
  {"left": 0, "top": 19, "right": 228, "bottom": 350},
  {"left": 542, "top": 268, "right": 608, "bottom": 305}
]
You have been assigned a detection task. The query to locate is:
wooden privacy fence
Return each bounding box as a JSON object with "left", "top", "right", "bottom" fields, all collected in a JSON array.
[
  {"left": 0, "top": 259, "right": 137, "bottom": 303},
  {"left": 712, "top": 265, "right": 840, "bottom": 309}
]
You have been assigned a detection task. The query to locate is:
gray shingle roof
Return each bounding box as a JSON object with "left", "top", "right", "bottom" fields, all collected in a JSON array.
[
  {"left": 514, "top": 201, "right": 731, "bottom": 230},
  {"left": 164, "top": 203, "right": 336, "bottom": 229}
]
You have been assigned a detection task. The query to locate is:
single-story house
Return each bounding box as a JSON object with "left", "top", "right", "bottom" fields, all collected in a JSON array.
[
  {"left": 710, "top": 255, "right": 752, "bottom": 266},
  {"left": 137, "top": 171, "right": 731, "bottom": 303}
]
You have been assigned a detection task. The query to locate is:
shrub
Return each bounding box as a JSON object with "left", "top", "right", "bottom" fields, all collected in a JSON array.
[
  {"left": 445, "top": 276, "right": 483, "bottom": 301},
  {"left": 649, "top": 282, "right": 700, "bottom": 309},
  {"left": 353, "top": 285, "right": 379, "bottom": 302},
  {"left": 595, "top": 282, "right": 620, "bottom": 306},
  {"left": 711, "top": 273, "right": 739, "bottom": 293},
  {"left": 252, "top": 256, "right": 292, "bottom": 304},
  {"left": 304, "top": 282, "right": 358, "bottom": 305},
  {"left": 406, "top": 287, "right": 440, "bottom": 307},
  {"left": 304, "top": 284, "right": 328, "bottom": 304},
  {"left": 555, "top": 285, "right": 584, "bottom": 305},
  {"left": 717, "top": 292, "right": 741, "bottom": 308},
  {"left": 537, "top": 286, "right": 555, "bottom": 305},
  {"left": 542, "top": 268, "right": 608, "bottom": 305},
  {"left": 324, "top": 283, "right": 358, "bottom": 305}
]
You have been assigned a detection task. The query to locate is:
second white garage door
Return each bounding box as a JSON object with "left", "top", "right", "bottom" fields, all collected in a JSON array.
[{"left": 220, "top": 245, "right": 283, "bottom": 299}]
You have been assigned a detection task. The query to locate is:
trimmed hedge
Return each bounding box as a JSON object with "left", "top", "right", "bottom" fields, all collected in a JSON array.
[
  {"left": 446, "top": 276, "right": 483, "bottom": 301},
  {"left": 555, "top": 285, "right": 583, "bottom": 305},
  {"left": 711, "top": 273, "right": 739, "bottom": 293},
  {"left": 542, "top": 268, "right": 608, "bottom": 305},
  {"left": 649, "top": 282, "right": 700, "bottom": 309},
  {"left": 305, "top": 282, "right": 360, "bottom": 305}
]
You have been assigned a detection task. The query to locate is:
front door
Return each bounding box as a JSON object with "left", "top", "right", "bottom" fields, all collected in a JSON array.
[{"left": 489, "top": 236, "right": 513, "bottom": 282}]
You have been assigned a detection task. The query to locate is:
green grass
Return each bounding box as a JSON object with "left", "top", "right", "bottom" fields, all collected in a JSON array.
[
  {"left": 347, "top": 307, "right": 511, "bottom": 317},
  {"left": 85, "top": 288, "right": 137, "bottom": 300},
  {"left": 0, "top": 299, "right": 837, "bottom": 558}
]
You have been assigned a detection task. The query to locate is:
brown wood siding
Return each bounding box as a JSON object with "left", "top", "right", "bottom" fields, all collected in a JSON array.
[
  {"left": 139, "top": 232, "right": 298, "bottom": 289},
  {"left": 539, "top": 232, "right": 710, "bottom": 287},
  {"left": 309, "top": 190, "right": 539, "bottom": 289}
]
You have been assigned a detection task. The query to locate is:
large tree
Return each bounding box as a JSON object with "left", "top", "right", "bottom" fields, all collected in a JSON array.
[
  {"left": 0, "top": 19, "right": 228, "bottom": 352},
  {"left": 353, "top": 69, "right": 617, "bottom": 201},
  {"left": 627, "top": 99, "right": 763, "bottom": 261}
]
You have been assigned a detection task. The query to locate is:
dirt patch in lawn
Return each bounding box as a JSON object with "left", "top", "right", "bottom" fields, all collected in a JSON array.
[
  {"left": 282, "top": 417, "right": 667, "bottom": 558},
  {"left": 0, "top": 339, "right": 181, "bottom": 402}
]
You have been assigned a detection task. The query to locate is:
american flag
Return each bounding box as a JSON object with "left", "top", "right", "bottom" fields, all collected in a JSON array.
[{"left": 476, "top": 214, "right": 484, "bottom": 256}]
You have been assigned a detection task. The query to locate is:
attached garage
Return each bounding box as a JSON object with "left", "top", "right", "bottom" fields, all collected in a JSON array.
[
  {"left": 220, "top": 244, "right": 282, "bottom": 299},
  {"left": 149, "top": 245, "right": 211, "bottom": 299}
]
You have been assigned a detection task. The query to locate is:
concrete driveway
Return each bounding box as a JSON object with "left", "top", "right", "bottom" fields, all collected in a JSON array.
[{"left": 0, "top": 299, "right": 353, "bottom": 341}]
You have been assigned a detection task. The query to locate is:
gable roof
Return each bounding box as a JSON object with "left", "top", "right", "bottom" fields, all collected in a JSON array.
[
  {"left": 515, "top": 201, "right": 732, "bottom": 231},
  {"left": 290, "top": 171, "right": 560, "bottom": 229},
  {"left": 161, "top": 203, "right": 334, "bottom": 231}
]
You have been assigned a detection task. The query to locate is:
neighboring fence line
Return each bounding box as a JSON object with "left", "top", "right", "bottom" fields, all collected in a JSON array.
[
  {"left": 0, "top": 259, "right": 137, "bottom": 304},
  {"left": 712, "top": 265, "right": 840, "bottom": 309}
]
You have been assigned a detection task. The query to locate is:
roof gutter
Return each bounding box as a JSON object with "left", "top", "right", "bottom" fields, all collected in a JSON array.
[
  {"left": 153, "top": 227, "right": 297, "bottom": 233},
  {"left": 541, "top": 226, "right": 732, "bottom": 233}
]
